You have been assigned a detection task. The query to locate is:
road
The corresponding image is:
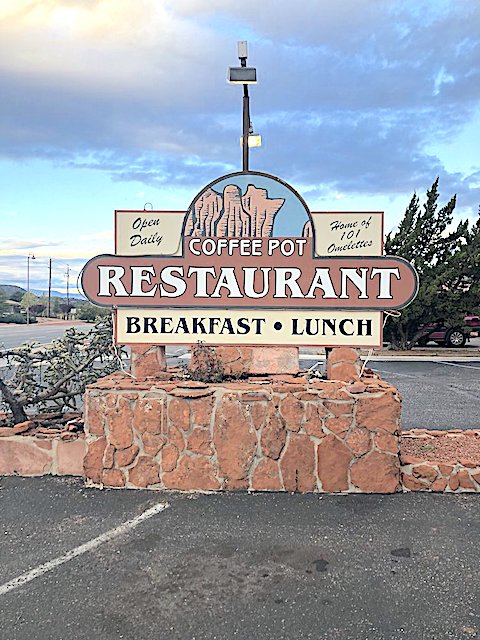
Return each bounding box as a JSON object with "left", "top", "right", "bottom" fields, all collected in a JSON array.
[
  {"left": 0, "top": 323, "right": 184, "bottom": 360},
  {"left": 0, "top": 476, "right": 478, "bottom": 640},
  {"left": 0, "top": 322, "right": 90, "bottom": 349}
]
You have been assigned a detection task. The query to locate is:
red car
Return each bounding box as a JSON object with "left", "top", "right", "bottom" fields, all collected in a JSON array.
[{"left": 417, "top": 315, "right": 480, "bottom": 347}]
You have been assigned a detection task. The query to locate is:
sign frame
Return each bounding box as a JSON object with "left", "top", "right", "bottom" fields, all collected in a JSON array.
[{"left": 80, "top": 171, "right": 418, "bottom": 348}]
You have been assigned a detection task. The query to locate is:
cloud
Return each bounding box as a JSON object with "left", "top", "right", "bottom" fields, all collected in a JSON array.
[
  {"left": 0, "top": 0, "right": 479, "bottom": 214},
  {"left": 77, "top": 229, "right": 113, "bottom": 243},
  {"left": 0, "top": 230, "right": 115, "bottom": 282},
  {"left": 0, "top": 238, "right": 64, "bottom": 252}
]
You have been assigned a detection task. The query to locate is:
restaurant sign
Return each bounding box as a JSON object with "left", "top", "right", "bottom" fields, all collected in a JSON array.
[{"left": 81, "top": 172, "right": 418, "bottom": 347}]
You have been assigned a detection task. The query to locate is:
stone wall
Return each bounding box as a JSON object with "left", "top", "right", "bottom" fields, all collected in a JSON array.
[
  {"left": 401, "top": 429, "right": 480, "bottom": 492},
  {"left": 0, "top": 432, "right": 85, "bottom": 477},
  {"left": 2, "top": 406, "right": 479, "bottom": 494},
  {"left": 83, "top": 371, "right": 401, "bottom": 492}
]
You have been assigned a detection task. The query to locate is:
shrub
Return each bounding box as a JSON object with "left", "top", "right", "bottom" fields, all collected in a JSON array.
[
  {"left": 77, "top": 303, "right": 110, "bottom": 323},
  {"left": 0, "top": 313, "right": 27, "bottom": 324},
  {"left": 189, "top": 343, "right": 225, "bottom": 383},
  {"left": 0, "top": 316, "right": 123, "bottom": 424}
]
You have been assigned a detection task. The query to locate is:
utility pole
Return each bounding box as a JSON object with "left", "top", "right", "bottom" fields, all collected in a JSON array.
[
  {"left": 26, "top": 254, "right": 35, "bottom": 325},
  {"left": 47, "top": 258, "right": 52, "bottom": 317},
  {"left": 65, "top": 264, "right": 70, "bottom": 319}
]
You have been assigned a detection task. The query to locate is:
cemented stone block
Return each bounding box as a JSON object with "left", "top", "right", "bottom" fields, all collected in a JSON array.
[
  {"left": 57, "top": 438, "right": 86, "bottom": 476},
  {"left": 0, "top": 434, "right": 86, "bottom": 477},
  {"left": 190, "top": 346, "right": 299, "bottom": 376},
  {"left": 83, "top": 370, "right": 404, "bottom": 493},
  {"left": 400, "top": 429, "right": 480, "bottom": 493},
  {"left": 0, "top": 439, "right": 52, "bottom": 476},
  {"left": 130, "top": 345, "right": 166, "bottom": 377}
]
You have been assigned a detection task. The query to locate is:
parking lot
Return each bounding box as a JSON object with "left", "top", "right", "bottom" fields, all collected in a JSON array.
[
  {"left": 0, "top": 476, "right": 479, "bottom": 640},
  {"left": 1, "top": 327, "right": 480, "bottom": 638},
  {"left": 362, "top": 360, "right": 480, "bottom": 430}
]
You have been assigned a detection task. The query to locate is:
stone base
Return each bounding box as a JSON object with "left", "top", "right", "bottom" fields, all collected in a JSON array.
[
  {"left": 0, "top": 433, "right": 85, "bottom": 476},
  {"left": 131, "top": 345, "right": 166, "bottom": 377},
  {"left": 83, "top": 370, "right": 402, "bottom": 492},
  {"left": 326, "top": 347, "right": 362, "bottom": 382},
  {"left": 3, "top": 425, "right": 480, "bottom": 494}
]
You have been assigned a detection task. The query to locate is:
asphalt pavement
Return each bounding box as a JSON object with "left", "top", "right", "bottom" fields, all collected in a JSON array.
[
  {"left": 0, "top": 476, "right": 478, "bottom": 640},
  {"left": 368, "top": 360, "right": 480, "bottom": 430},
  {"left": 0, "top": 322, "right": 90, "bottom": 349}
]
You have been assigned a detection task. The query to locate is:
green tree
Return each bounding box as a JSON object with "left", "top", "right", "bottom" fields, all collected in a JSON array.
[
  {"left": 58, "top": 302, "right": 73, "bottom": 319},
  {"left": 30, "top": 303, "right": 46, "bottom": 316},
  {"left": 36, "top": 295, "right": 50, "bottom": 316},
  {"left": 0, "top": 288, "right": 8, "bottom": 315},
  {"left": 449, "top": 211, "right": 480, "bottom": 315},
  {"left": 77, "top": 302, "right": 111, "bottom": 322},
  {"left": 20, "top": 291, "right": 39, "bottom": 311},
  {"left": 384, "top": 178, "right": 472, "bottom": 349},
  {"left": 51, "top": 297, "right": 61, "bottom": 316}
]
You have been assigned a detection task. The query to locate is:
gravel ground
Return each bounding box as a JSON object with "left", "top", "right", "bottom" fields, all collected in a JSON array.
[{"left": 401, "top": 432, "right": 480, "bottom": 464}]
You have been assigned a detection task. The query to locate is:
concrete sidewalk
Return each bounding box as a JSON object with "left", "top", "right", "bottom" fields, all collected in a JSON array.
[
  {"left": 0, "top": 476, "right": 478, "bottom": 640},
  {"left": 36, "top": 318, "right": 89, "bottom": 326}
]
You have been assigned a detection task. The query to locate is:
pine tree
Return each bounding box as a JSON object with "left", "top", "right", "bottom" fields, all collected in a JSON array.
[{"left": 384, "top": 178, "right": 473, "bottom": 349}]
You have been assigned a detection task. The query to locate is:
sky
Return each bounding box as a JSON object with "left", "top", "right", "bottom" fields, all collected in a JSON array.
[{"left": 1, "top": 0, "right": 479, "bottom": 295}]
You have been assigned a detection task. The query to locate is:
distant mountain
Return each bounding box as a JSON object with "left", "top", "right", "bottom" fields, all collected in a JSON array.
[
  {"left": 0, "top": 283, "right": 85, "bottom": 301},
  {"left": 30, "top": 288, "right": 86, "bottom": 300},
  {"left": 0, "top": 284, "right": 25, "bottom": 299}
]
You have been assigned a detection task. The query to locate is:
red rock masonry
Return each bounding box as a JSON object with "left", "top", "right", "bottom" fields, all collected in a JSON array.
[
  {"left": 83, "top": 371, "right": 402, "bottom": 492},
  {"left": 0, "top": 434, "right": 85, "bottom": 477},
  {"left": 400, "top": 429, "right": 480, "bottom": 492}
]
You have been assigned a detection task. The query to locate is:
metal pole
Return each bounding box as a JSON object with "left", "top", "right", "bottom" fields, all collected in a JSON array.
[
  {"left": 240, "top": 51, "right": 250, "bottom": 172},
  {"left": 47, "top": 258, "right": 52, "bottom": 317},
  {"left": 242, "top": 84, "right": 250, "bottom": 171},
  {"left": 26, "top": 256, "right": 30, "bottom": 325},
  {"left": 65, "top": 265, "right": 70, "bottom": 319}
]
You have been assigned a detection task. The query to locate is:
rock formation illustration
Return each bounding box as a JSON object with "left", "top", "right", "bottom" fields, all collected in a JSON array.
[
  {"left": 185, "top": 184, "right": 285, "bottom": 237},
  {"left": 184, "top": 188, "right": 222, "bottom": 237},
  {"left": 302, "top": 220, "right": 313, "bottom": 237}
]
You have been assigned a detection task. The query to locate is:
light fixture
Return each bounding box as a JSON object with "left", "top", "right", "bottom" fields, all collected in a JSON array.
[
  {"left": 239, "top": 133, "right": 262, "bottom": 147},
  {"left": 228, "top": 67, "right": 257, "bottom": 84}
]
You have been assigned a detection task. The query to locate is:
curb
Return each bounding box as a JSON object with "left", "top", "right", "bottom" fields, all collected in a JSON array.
[{"left": 177, "top": 353, "right": 480, "bottom": 363}]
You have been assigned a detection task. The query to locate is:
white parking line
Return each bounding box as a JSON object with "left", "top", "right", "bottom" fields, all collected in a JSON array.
[
  {"left": 370, "top": 368, "right": 420, "bottom": 379},
  {"left": 437, "top": 361, "right": 480, "bottom": 371},
  {"left": 0, "top": 502, "right": 169, "bottom": 596}
]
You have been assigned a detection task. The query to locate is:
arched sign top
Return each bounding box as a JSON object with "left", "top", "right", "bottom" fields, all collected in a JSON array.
[{"left": 184, "top": 171, "right": 312, "bottom": 239}]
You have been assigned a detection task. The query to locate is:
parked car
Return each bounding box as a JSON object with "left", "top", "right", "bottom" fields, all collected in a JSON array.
[{"left": 416, "top": 315, "right": 480, "bottom": 347}]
